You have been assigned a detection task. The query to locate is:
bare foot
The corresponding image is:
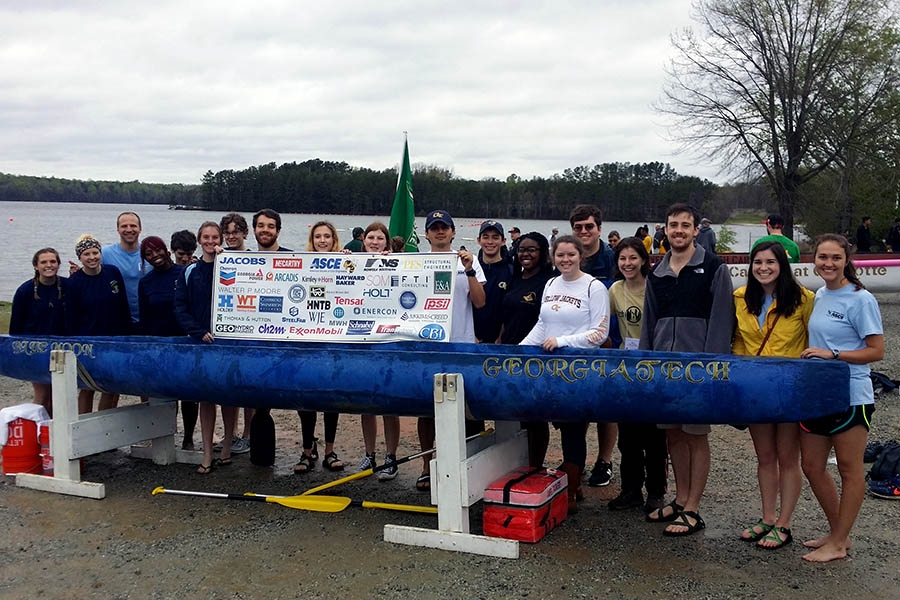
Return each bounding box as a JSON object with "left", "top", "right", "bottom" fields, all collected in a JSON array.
[
  {"left": 802, "top": 542, "right": 847, "bottom": 563},
  {"left": 803, "top": 536, "right": 851, "bottom": 551}
]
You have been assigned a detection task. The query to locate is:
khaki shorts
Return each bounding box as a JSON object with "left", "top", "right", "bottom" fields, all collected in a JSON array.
[{"left": 658, "top": 423, "right": 712, "bottom": 435}]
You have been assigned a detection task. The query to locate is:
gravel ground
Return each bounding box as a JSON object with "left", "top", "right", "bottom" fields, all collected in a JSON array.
[{"left": 1, "top": 295, "right": 900, "bottom": 599}]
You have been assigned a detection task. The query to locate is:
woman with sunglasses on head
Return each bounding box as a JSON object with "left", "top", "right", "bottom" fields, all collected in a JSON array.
[
  {"left": 798, "top": 234, "right": 883, "bottom": 562},
  {"left": 733, "top": 240, "right": 814, "bottom": 550},
  {"left": 499, "top": 232, "right": 554, "bottom": 467},
  {"left": 293, "top": 221, "right": 346, "bottom": 475},
  {"left": 10, "top": 248, "right": 68, "bottom": 415},
  {"left": 520, "top": 234, "right": 610, "bottom": 512}
]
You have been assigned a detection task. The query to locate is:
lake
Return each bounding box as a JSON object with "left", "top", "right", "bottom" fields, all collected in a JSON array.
[{"left": 0, "top": 201, "right": 768, "bottom": 301}]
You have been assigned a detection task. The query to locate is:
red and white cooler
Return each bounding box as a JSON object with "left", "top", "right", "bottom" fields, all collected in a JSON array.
[{"left": 483, "top": 466, "right": 568, "bottom": 543}]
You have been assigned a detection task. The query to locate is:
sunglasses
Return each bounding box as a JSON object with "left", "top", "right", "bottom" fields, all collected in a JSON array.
[{"left": 572, "top": 223, "right": 597, "bottom": 232}]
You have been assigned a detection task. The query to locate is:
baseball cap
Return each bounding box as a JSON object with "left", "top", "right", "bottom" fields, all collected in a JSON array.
[
  {"left": 701, "top": 218, "right": 711, "bottom": 225},
  {"left": 478, "top": 220, "right": 505, "bottom": 237},
  {"left": 508, "top": 227, "right": 521, "bottom": 234},
  {"left": 425, "top": 210, "right": 454, "bottom": 229},
  {"left": 352, "top": 227, "right": 364, "bottom": 238},
  {"left": 764, "top": 214, "right": 784, "bottom": 227}
]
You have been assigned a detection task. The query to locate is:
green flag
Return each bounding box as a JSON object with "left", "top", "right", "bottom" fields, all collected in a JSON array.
[{"left": 389, "top": 136, "right": 418, "bottom": 252}]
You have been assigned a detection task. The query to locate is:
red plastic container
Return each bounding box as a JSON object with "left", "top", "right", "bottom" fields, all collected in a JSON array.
[
  {"left": 2, "top": 418, "right": 42, "bottom": 475},
  {"left": 483, "top": 467, "right": 568, "bottom": 543}
]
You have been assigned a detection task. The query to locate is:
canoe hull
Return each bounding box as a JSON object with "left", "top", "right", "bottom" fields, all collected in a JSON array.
[{"left": 0, "top": 335, "right": 850, "bottom": 424}]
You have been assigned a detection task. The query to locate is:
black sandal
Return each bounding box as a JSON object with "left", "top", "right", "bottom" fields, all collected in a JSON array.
[
  {"left": 293, "top": 453, "right": 314, "bottom": 474},
  {"left": 310, "top": 437, "right": 319, "bottom": 462},
  {"left": 415, "top": 472, "right": 431, "bottom": 491},
  {"left": 646, "top": 500, "right": 684, "bottom": 523},
  {"left": 323, "top": 451, "right": 345, "bottom": 471},
  {"left": 663, "top": 510, "right": 706, "bottom": 536}
]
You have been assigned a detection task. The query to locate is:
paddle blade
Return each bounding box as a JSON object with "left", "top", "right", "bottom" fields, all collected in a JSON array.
[{"left": 268, "top": 494, "right": 353, "bottom": 513}]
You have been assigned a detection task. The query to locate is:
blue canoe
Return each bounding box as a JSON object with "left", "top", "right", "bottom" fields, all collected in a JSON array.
[{"left": 0, "top": 335, "right": 849, "bottom": 424}]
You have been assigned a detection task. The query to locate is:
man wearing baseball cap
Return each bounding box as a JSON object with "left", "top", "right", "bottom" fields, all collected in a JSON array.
[
  {"left": 753, "top": 215, "right": 800, "bottom": 263},
  {"left": 474, "top": 219, "right": 512, "bottom": 343},
  {"left": 416, "top": 209, "right": 487, "bottom": 491}
]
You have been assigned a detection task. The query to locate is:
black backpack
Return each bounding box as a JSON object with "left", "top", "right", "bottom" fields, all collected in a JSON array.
[{"left": 869, "top": 442, "right": 900, "bottom": 481}]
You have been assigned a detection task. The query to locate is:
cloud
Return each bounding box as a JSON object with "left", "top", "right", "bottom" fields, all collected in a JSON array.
[{"left": 0, "top": 1, "right": 717, "bottom": 185}]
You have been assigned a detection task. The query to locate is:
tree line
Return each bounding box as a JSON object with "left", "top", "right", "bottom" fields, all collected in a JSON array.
[{"left": 0, "top": 172, "right": 196, "bottom": 206}]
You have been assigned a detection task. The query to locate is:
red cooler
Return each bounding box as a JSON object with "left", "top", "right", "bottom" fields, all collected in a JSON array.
[{"left": 483, "top": 466, "right": 568, "bottom": 543}]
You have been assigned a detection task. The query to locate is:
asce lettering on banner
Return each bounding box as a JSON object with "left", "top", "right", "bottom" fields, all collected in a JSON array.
[{"left": 212, "top": 251, "right": 457, "bottom": 343}]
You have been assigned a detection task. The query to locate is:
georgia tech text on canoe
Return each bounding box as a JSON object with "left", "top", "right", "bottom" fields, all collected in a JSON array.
[{"left": 482, "top": 356, "right": 730, "bottom": 384}]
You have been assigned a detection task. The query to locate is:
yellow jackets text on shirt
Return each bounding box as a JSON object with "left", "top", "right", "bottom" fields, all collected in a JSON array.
[{"left": 732, "top": 285, "right": 815, "bottom": 357}]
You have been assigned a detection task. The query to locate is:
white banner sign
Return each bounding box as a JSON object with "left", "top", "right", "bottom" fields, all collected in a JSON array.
[{"left": 212, "top": 252, "right": 457, "bottom": 342}]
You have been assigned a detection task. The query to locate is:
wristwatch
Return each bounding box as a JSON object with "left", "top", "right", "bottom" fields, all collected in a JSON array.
[
  {"left": 831, "top": 349, "right": 841, "bottom": 360},
  {"left": 465, "top": 269, "right": 477, "bottom": 277}
]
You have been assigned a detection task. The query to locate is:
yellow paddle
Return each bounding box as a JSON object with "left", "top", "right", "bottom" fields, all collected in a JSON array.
[
  {"left": 300, "top": 427, "right": 494, "bottom": 496},
  {"left": 152, "top": 486, "right": 437, "bottom": 514},
  {"left": 244, "top": 492, "right": 438, "bottom": 515}
]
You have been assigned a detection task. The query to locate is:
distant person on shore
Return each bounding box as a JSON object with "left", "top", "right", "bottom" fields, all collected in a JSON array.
[
  {"left": 67, "top": 235, "right": 131, "bottom": 414},
  {"left": 652, "top": 224, "right": 665, "bottom": 254},
  {"left": 696, "top": 218, "right": 717, "bottom": 255},
  {"left": 607, "top": 230, "right": 621, "bottom": 250},
  {"left": 507, "top": 226, "right": 522, "bottom": 259},
  {"left": 885, "top": 218, "right": 900, "bottom": 253},
  {"left": 390, "top": 235, "right": 405, "bottom": 253},
  {"left": 855, "top": 216, "right": 873, "bottom": 253},
  {"left": 754, "top": 215, "right": 800, "bottom": 263},
  {"left": 799, "top": 234, "right": 883, "bottom": 562},
  {"left": 733, "top": 240, "right": 813, "bottom": 550},
  {"left": 343, "top": 227, "right": 364, "bottom": 252},
  {"left": 549, "top": 228, "right": 559, "bottom": 245},
  {"left": 10, "top": 248, "right": 68, "bottom": 416},
  {"left": 170, "top": 230, "right": 197, "bottom": 266}
]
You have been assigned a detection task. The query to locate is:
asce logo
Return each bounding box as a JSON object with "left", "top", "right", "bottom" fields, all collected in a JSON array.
[{"left": 310, "top": 257, "right": 343, "bottom": 270}]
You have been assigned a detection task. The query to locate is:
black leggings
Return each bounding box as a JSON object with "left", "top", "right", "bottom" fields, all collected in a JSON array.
[{"left": 298, "top": 411, "right": 338, "bottom": 449}]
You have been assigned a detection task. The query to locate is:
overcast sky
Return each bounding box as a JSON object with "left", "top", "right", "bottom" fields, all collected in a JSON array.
[{"left": 1, "top": 1, "right": 718, "bottom": 185}]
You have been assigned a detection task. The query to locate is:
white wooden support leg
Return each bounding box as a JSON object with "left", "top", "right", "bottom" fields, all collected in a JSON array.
[
  {"left": 15, "top": 350, "right": 105, "bottom": 499},
  {"left": 383, "top": 373, "right": 526, "bottom": 559}
]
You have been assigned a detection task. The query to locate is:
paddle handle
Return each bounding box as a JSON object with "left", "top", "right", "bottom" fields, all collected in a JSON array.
[
  {"left": 153, "top": 486, "right": 267, "bottom": 503},
  {"left": 357, "top": 500, "right": 438, "bottom": 515}
]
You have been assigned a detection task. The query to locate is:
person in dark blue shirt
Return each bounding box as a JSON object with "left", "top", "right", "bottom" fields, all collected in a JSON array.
[
  {"left": 138, "top": 236, "right": 185, "bottom": 337},
  {"left": 474, "top": 220, "right": 513, "bottom": 343},
  {"left": 67, "top": 235, "right": 131, "bottom": 413},
  {"left": 10, "top": 247, "right": 68, "bottom": 415}
]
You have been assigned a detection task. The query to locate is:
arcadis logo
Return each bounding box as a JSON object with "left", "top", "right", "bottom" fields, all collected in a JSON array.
[
  {"left": 221, "top": 256, "right": 267, "bottom": 266},
  {"left": 273, "top": 258, "right": 303, "bottom": 269},
  {"left": 219, "top": 270, "right": 236, "bottom": 286}
]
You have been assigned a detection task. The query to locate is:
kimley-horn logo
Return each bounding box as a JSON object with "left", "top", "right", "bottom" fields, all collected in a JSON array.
[{"left": 273, "top": 258, "right": 303, "bottom": 269}]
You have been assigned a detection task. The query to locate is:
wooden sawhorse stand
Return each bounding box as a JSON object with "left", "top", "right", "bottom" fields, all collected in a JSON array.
[{"left": 384, "top": 373, "right": 529, "bottom": 559}]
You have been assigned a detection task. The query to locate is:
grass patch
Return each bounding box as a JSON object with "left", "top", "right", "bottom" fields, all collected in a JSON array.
[
  {"left": 0, "top": 302, "right": 10, "bottom": 334},
  {"left": 725, "top": 212, "right": 767, "bottom": 225}
]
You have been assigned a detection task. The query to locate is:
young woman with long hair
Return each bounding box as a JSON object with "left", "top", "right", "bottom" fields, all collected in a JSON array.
[
  {"left": 733, "top": 240, "right": 814, "bottom": 549},
  {"left": 798, "top": 234, "right": 883, "bottom": 562}
]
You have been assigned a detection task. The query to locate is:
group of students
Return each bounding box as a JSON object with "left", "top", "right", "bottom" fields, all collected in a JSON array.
[{"left": 10, "top": 203, "right": 883, "bottom": 563}]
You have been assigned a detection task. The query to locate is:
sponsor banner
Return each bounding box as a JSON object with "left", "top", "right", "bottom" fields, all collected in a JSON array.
[{"left": 212, "top": 251, "right": 457, "bottom": 342}]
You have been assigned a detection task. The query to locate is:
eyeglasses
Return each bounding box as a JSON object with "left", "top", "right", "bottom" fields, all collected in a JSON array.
[
  {"left": 572, "top": 223, "right": 597, "bottom": 232},
  {"left": 517, "top": 247, "right": 540, "bottom": 254}
]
